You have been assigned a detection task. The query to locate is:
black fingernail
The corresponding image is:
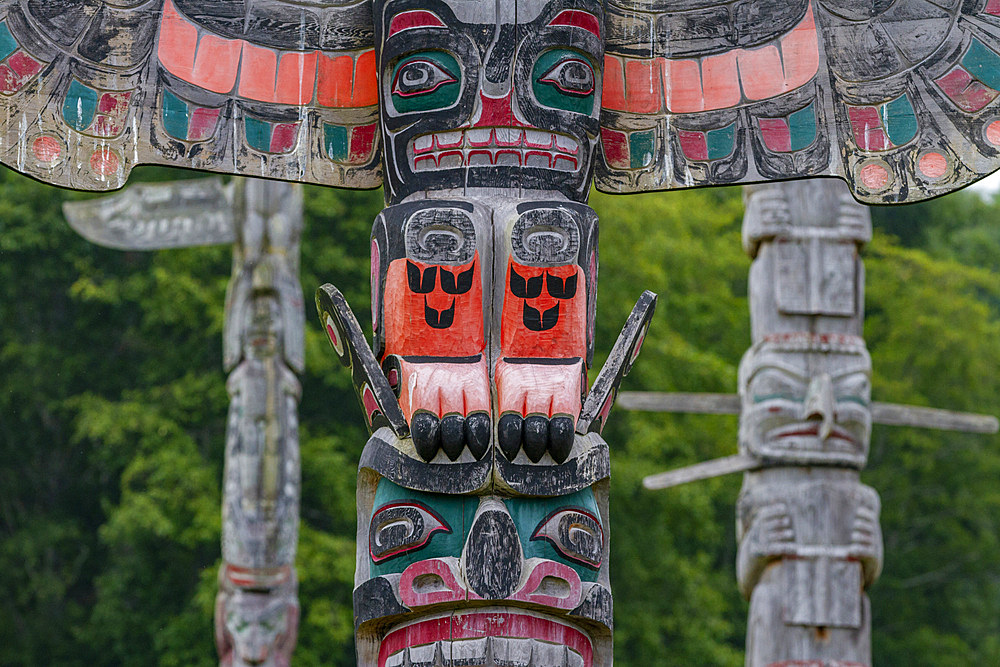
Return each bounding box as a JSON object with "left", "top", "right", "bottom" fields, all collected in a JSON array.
[
  {"left": 548, "top": 416, "right": 574, "bottom": 464},
  {"left": 523, "top": 415, "right": 549, "bottom": 463},
  {"left": 440, "top": 415, "right": 465, "bottom": 461},
  {"left": 465, "top": 412, "right": 491, "bottom": 460},
  {"left": 497, "top": 413, "right": 523, "bottom": 462},
  {"left": 411, "top": 412, "right": 441, "bottom": 462}
]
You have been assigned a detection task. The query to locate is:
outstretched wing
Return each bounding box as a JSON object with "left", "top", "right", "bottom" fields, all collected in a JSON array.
[
  {"left": 0, "top": 0, "right": 378, "bottom": 191},
  {"left": 598, "top": 0, "right": 1000, "bottom": 204}
]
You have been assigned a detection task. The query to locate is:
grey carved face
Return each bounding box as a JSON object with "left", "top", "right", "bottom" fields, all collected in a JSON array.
[
  {"left": 375, "top": 0, "right": 604, "bottom": 203},
  {"left": 219, "top": 588, "right": 298, "bottom": 667},
  {"left": 739, "top": 340, "right": 872, "bottom": 467}
]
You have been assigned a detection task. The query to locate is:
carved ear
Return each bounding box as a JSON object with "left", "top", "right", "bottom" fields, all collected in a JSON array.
[
  {"left": 316, "top": 284, "right": 409, "bottom": 438},
  {"left": 577, "top": 290, "right": 657, "bottom": 434}
]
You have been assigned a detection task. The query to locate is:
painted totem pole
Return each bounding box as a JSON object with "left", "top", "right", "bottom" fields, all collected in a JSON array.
[
  {"left": 738, "top": 179, "right": 881, "bottom": 667},
  {"left": 5, "top": 1, "right": 1000, "bottom": 665},
  {"left": 65, "top": 179, "right": 306, "bottom": 666}
]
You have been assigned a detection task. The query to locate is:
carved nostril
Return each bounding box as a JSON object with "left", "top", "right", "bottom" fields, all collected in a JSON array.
[
  {"left": 465, "top": 504, "right": 522, "bottom": 599},
  {"left": 531, "top": 575, "right": 572, "bottom": 598},
  {"left": 411, "top": 573, "right": 450, "bottom": 594}
]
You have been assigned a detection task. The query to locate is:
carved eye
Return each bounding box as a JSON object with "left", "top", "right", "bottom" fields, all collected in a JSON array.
[
  {"left": 539, "top": 58, "right": 595, "bottom": 96},
  {"left": 392, "top": 58, "right": 457, "bottom": 97},
  {"left": 531, "top": 508, "right": 603, "bottom": 569},
  {"left": 370, "top": 502, "right": 451, "bottom": 563},
  {"left": 750, "top": 369, "right": 802, "bottom": 403},
  {"left": 531, "top": 49, "right": 597, "bottom": 114}
]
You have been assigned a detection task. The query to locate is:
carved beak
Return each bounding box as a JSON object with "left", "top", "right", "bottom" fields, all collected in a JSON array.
[{"left": 803, "top": 372, "right": 835, "bottom": 440}]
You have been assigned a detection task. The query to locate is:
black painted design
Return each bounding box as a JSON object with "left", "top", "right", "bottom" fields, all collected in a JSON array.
[
  {"left": 423, "top": 297, "right": 456, "bottom": 329},
  {"left": 510, "top": 268, "right": 543, "bottom": 299},
  {"left": 465, "top": 507, "right": 522, "bottom": 600},
  {"left": 531, "top": 508, "right": 603, "bottom": 569},
  {"left": 523, "top": 302, "right": 559, "bottom": 332},
  {"left": 546, "top": 272, "right": 578, "bottom": 299},
  {"left": 440, "top": 265, "right": 475, "bottom": 295},
  {"left": 407, "top": 262, "right": 437, "bottom": 293},
  {"left": 369, "top": 502, "right": 451, "bottom": 562}
]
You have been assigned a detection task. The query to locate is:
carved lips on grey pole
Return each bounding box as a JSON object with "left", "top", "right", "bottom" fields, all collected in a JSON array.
[{"left": 65, "top": 178, "right": 305, "bottom": 667}]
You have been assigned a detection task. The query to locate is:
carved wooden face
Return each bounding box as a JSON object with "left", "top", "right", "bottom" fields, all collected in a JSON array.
[
  {"left": 355, "top": 478, "right": 611, "bottom": 667},
  {"left": 739, "top": 340, "right": 872, "bottom": 467},
  {"left": 219, "top": 588, "right": 297, "bottom": 667},
  {"left": 375, "top": 0, "right": 604, "bottom": 203}
]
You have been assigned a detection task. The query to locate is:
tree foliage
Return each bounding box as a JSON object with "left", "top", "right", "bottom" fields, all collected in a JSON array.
[{"left": 1, "top": 168, "right": 998, "bottom": 665}]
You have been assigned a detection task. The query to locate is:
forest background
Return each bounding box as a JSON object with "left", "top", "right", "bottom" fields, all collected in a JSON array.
[{"left": 1, "top": 164, "right": 999, "bottom": 665}]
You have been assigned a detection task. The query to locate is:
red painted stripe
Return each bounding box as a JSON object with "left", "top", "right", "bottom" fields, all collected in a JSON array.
[
  {"left": 269, "top": 122, "right": 299, "bottom": 153},
  {"left": 388, "top": 10, "right": 446, "bottom": 37},
  {"left": 600, "top": 128, "right": 629, "bottom": 168},
  {"left": 758, "top": 117, "right": 791, "bottom": 152},
  {"left": 677, "top": 130, "right": 708, "bottom": 161},
  {"left": 548, "top": 10, "right": 601, "bottom": 38},
  {"left": 847, "top": 106, "right": 889, "bottom": 151}
]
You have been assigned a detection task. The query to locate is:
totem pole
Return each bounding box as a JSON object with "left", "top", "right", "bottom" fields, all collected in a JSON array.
[
  {"left": 5, "top": 1, "right": 1000, "bottom": 665},
  {"left": 737, "top": 179, "right": 881, "bottom": 666},
  {"left": 315, "top": 4, "right": 653, "bottom": 664},
  {"left": 65, "top": 178, "right": 305, "bottom": 667}
]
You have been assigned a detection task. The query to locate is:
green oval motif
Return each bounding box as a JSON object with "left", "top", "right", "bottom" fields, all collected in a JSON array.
[
  {"left": 390, "top": 51, "right": 461, "bottom": 114},
  {"left": 531, "top": 49, "right": 596, "bottom": 116}
]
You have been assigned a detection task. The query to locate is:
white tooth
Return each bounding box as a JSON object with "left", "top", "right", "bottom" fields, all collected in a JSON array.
[
  {"left": 413, "top": 134, "right": 433, "bottom": 152},
  {"left": 495, "top": 150, "right": 522, "bottom": 167},
  {"left": 402, "top": 646, "right": 413, "bottom": 667},
  {"left": 467, "top": 151, "right": 493, "bottom": 167},
  {"left": 554, "top": 134, "right": 579, "bottom": 154},
  {"left": 385, "top": 650, "right": 404, "bottom": 667},
  {"left": 553, "top": 155, "right": 577, "bottom": 172},
  {"left": 451, "top": 637, "right": 486, "bottom": 662},
  {"left": 408, "top": 643, "right": 436, "bottom": 666},
  {"left": 466, "top": 128, "right": 492, "bottom": 145},
  {"left": 438, "top": 152, "right": 464, "bottom": 169},
  {"left": 495, "top": 127, "right": 523, "bottom": 145},
  {"left": 433, "top": 640, "right": 447, "bottom": 667},
  {"left": 525, "top": 152, "right": 552, "bottom": 169},
  {"left": 530, "top": 639, "right": 563, "bottom": 667},
  {"left": 568, "top": 648, "right": 584, "bottom": 667},
  {"left": 413, "top": 155, "right": 437, "bottom": 172},
  {"left": 435, "top": 130, "right": 463, "bottom": 148},
  {"left": 524, "top": 129, "right": 553, "bottom": 148}
]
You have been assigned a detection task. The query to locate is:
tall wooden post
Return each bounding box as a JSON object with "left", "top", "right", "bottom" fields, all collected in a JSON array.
[
  {"left": 738, "top": 179, "right": 881, "bottom": 666},
  {"left": 65, "top": 178, "right": 306, "bottom": 666}
]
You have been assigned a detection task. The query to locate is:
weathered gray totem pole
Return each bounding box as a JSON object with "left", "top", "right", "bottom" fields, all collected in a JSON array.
[
  {"left": 65, "top": 178, "right": 305, "bottom": 666},
  {"left": 7, "top": 1, "right": 1000, "bottom": 665},
  {"left": 738, "top": 179, "right": 881, "bottom": 667},
  {"left": 216, "top": 180, "right": 304, "bottom": 667}
]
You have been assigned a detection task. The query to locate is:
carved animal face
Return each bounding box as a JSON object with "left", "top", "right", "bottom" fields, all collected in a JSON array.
[
  {"left": 218, "top": 588, "right": 298, "bottom": 667},
  {"left": 355, "top": 477, "right": 612, "bottom": 667},
  {"left": 375, "top": 0, "right": 604, "bottom": 202},
  {"left": 739, "top": 340, "right": 872, "bottom": 467}
]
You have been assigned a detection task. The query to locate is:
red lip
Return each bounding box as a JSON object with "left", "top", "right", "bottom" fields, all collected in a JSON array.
[
  {"left": 769, "top": 422, "right": 857, "bottom": 444},
  {"left": 378, "top": 610, "right": 593, "bottom": 667}
]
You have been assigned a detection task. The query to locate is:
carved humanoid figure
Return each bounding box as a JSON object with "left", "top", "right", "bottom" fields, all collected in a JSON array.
[
  {"left": 217, "top": 180, "right": 304, "bottom": 666},
  {"left": 736, "top": 180, "right": 883, "bottom": 667}
]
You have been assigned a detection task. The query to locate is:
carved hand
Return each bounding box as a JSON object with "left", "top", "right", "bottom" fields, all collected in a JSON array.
[{"left": 736, "top": 501, "right": 796, "bottom": 597}]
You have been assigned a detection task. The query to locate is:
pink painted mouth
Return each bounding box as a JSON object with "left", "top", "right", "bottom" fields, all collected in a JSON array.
[
  {"left": 767, "top": 422, "right": 857, "bottom": 446},
  {"left": 410, "top": 127, "right": 581, "bottom": 172},
  {"left": 378, "top": 610, "right": 592, "bottom": 667}
]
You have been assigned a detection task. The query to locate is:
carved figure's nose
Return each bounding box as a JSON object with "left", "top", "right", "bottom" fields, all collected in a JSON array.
[
  {"left": 464, "top": 498, "right": 522, "bottom": 599},
  {"left": 803, "top": 372, "right": 834, "bottom": 439}
]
